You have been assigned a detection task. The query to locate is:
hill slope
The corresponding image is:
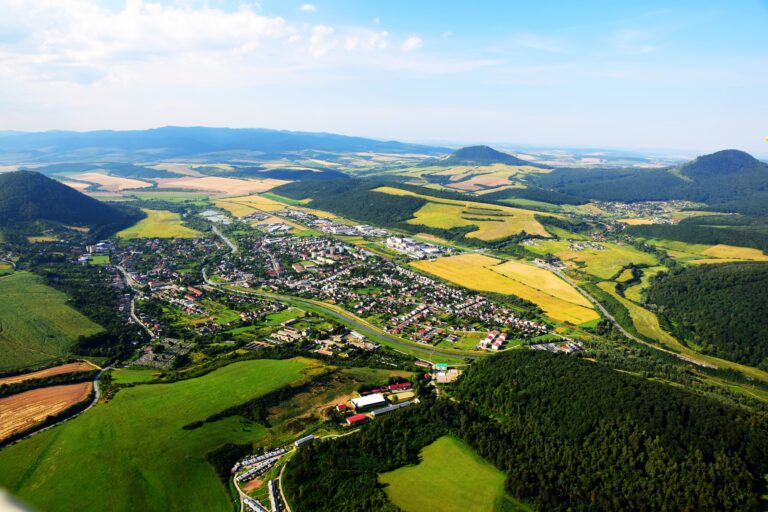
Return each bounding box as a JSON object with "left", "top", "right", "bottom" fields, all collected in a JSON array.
[
  {"left": 0, "top": 126, "right": 447, "bottom": 163},
  {"left": 425, "top": 145, "right": 548, "bottom": 167},
  {"left": 0, "top": 171, "right": 138, "bottom": 228}
]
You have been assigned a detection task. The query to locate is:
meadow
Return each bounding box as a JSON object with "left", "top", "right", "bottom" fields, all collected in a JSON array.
[
  {"left": 624, "top": 265, "right": 667, "bottom": 302},
  {"left": 379, "top": 435, "right": 529, "bottom": 512},
  {"left": 0, "top": 358, "right": 311, "bottom": 512},
  {"left": 647, "top": 239, "right": 768, "bottom": 264},
  {"left": 0, "top": 272, "right": 104, "bottom": 372},
  {"left": 525, "top": 239, "right": 658, "bottom": 279},
  {"left": 117, "top": 209, "right": 201, "bottom": 239},
  {"left": 411, "top": 254, "right": 599, "bottom": 324},
  {"left": 374, "top": 186, "right": 554, "bottom": 240}
]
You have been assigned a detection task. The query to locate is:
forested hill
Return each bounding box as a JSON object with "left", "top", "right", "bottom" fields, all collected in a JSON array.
[
  {"left": 529, "top": 149, "right": 768, "bottom": 214},
  {"left": 647, "top": 262, "right": 768, "bottom": 369},
  {"left": 423, "top": 145, "right": 548, "bottom": 168},
  {"left": 0, "top": 171, "right": 140, "bottom": 230},
  {"left": 285, "top": 350, "right": 768, "bottom": 512}
]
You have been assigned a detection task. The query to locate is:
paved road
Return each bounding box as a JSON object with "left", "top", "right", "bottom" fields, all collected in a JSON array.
[
  {"left": 115, "top": 266, "right": 155, "bottom": 338},
  {"left": 212, "top": 225, "right": 237, "bottom": 253}
]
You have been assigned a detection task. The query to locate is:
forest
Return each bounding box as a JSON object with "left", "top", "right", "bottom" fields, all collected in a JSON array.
[
  {"left": 647, "top": 262, "right": 768, "bottom": 369},
  {"left": 285, "top": 350, "right": 768, "bottom": 512}
]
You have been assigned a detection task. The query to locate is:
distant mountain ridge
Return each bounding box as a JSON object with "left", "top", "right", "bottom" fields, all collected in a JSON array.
[
  {"left": 0, "top": 126, "right": 447, "bottom": 164},
  {"left": 0, "top": 171, "right": 139, "bottom": 229},
  {"left": 423, "top": 145, "right": 550, "bottom": 168}
]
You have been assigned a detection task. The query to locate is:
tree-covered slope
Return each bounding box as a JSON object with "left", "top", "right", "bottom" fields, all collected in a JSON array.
[
  {"left": 286, "top": 350, "right": 768, "bottom": 512},
  {"left": 424, "top": 145, "right": 548, "bottom": 167},
  {"left": 647, "top": 263, "right": 768, "bottom": 369},
  {"left": 0, "top": 171, "right": 139, "bottom": 229}
]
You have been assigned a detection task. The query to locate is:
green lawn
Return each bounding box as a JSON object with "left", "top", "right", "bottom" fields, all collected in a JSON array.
[
  {"left": 0, "top": 358, "right": 310, "bottom": 512},
  {"left": 89, "top": 254, "right": 110, "bottom": 265},
  {"left": 379, "top": 436, "right": 530, "bottom": 512},
  {"left": 0, "top": 272, "right": 104, "bottom": 372},
  {"left": 110, "top": 367, "right": 158, "bottom": 384}
]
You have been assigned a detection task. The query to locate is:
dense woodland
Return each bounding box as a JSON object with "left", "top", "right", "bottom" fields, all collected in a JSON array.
[
  {"left": 286, "top": 351, "right": 768, "bottom": 512},
  {"left": 647, "top": 263, "right": 768, "bottom": 369}
]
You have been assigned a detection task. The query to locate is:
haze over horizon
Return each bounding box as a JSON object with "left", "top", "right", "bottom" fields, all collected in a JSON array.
[{"left": 1, "top": 0, "right": 767, "bottom": 154}]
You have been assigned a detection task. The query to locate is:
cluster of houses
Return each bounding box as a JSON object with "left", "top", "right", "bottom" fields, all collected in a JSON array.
[
  {"left": 569, "top": 240, "right": 606, "bottom": 252},
  {"left": 384, "top": 236, "right": 447, "bottom": 259},
  {"left": 278, "top": 209, "right": 389, "bottom": 237},
  {"left": 529, "top": 339, "right": 584, "bottom": 354},
  {"left": 595, "top": 200, "right": 691, "bottom": 225},
  {"left": 479, "top": 330, "right": 507, "bottom": 350}
]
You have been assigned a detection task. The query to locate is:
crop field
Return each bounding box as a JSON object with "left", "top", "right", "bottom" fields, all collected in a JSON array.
[
  {"left": 61, "top": 180, "right": 91, "bottom": 191},
  {"left": 72, "top": 172, "right": 153, "bottom": 191},
  {"left": 158, "top": 176, "right": 289, "bottom": 195},
  {"left": 0, "top": 358, "right": 312, "bottom": 512},
  {"left": 379, "top": 436, "right": 528, "bottom": 512},
  {"left": 216, "top": 194, "right": 337, "bottom": 221},
  {"left": 126, "top": 191, "right": 212, "bottom": 202},
  {"left": 647, "top": 239, "right": 768, "bottom": 263},
  {"left": 525, "top": 239, "right": 658, "bottom": 279},
  {"left": 0, "top": 272, "right": 104, "bottom": 372},
  {"left": 117, "top": 209, "right": 201, "bottom": 239},
  {"left": 0, "top": 361, "right": 98, "bottom": 386},
  {"left": 374, "top": 186, "right": 554, "bottom": 240},
  {"left": 396, "top": 163, "right": 549, "bottom": 193},
  {"left": 0, "top": 382, "right": 92, "bottom": 442},
  {"left": 411, "top": 254, "right": 598, "bottom": 324}
]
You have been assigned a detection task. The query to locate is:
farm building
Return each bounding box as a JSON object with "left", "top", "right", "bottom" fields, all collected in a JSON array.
[
  {"left": 370, "top": 401, "right": 412, "bottom": 418},
  {"left": 351, "top": 393, "right": 387, "bottom": 411},
  {"left": 346, "top": 414, "right": 368, "bottom": 426},
  {"left": 294, "top": 434, "right": 315, "bottom": 448}
]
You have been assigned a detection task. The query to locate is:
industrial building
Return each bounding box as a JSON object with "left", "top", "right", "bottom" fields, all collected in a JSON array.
[{"left": 351, "top": 393, "right": 387, "bottom": 411}]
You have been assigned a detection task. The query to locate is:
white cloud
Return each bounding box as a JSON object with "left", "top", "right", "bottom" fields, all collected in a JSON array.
[
  {"left": 299, "top": 4, "right": 317, "bottom": 12},
  {"left": 401, "top": 36, "right": 423, "bottom": 52}
]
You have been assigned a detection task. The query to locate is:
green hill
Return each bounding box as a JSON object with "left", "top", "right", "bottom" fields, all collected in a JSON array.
[
  {"left": 425, "top": 145, "right": 548, "bottom": 168},
  {"left": 0, "top": 171, "right": 140, "bottom": 230}
]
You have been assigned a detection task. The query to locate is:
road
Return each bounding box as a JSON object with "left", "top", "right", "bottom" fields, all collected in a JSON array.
[
  {"left": 212, "top": 224, "right": 237, "bottom": 253},
  {"left": 115, "top": 265, "right": 155, "bottom": 338},
  {"left": 2, "top": 365, "right": 111, "bottom": 448}
]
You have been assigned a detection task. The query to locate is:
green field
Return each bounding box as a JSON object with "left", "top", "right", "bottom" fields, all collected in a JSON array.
[
  {"left": 0, "top": 358, "right": 311, "bottom": 512},
  {"left": 89, "top": 254, "right": 110, "bottom": 265},
  {"left": 117, "top": 209, "right": 201, "bottom": 239},
  {"left": 525, "top": 239, "right": 657, "bottom": 279},
  {"left": 0, "top": 262, "right": 12, "bottom": 276},
  {"left": 109, "top": 367, "right": 158, "bottom": 384},
  {"left": 0, "top": 272, "right": 104, "bottom": 372},
  {"left": 379, "top": 436, "right": 529, "bottom": 512}
]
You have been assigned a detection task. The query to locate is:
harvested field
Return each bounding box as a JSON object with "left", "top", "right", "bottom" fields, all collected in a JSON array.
[
  {"left": 0, "top": 382, "right": 92, "bottom": 442},
  {"left": 412, "top": 254, "right": 598, "bottom": 324},
  {"left": 0, "top": 361, "right": 98, "bottom": 386},
  {"left": 61, "top": 181, "right": 91, "bottom": 191},
  {"left": 159, "top": 177, "right": 288, "bottom": 195},
  {"left": 72, "top": 172, "right": 152, "bottom": 191}
]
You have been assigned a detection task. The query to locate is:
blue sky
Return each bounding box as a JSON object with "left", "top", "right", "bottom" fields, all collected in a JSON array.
[{"left": 1, "top": 0, "right": 767, "bottom": 155}]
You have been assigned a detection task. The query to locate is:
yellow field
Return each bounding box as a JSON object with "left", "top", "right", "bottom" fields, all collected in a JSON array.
[
  {"left": 374, "top": 186, "right": 554, "bottom": 240},
  {"left": 618, "top": 218, "right": 656, "bottom": 225},
  {"left": 72, "top": 172, "right": 152, "bottom": 191},
  {"left": 624, "top": 266, "right": 666, "bottom": 302},
  {"left": 117, "top": 209, "right": 201, "bottom": 239},
  {"left": 61, "top": 181, "right": 90, "bottom": 191},
  {"left": 412, "top": 254, "right": 598, "bottom": 324},
  {"left": 525, "top": 240, "right": 657, "bottom": 279},
  {"left": 616, "top": 268, "right": 635, "bottom": 282},
  {"left": 649, "top": 239, "right": 768, "bottom": 263},
  {"left": 216, "top": 194, "right": 338, "bottom": 220},
  {"left": 158, "top": 176, "right": 288, "bottom": 195}
]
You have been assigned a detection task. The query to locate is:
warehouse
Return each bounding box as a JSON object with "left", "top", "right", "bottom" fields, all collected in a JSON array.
[
  {"left": 346, "top": 413, "right": 368, "bottom": 426},
  {"left": 351, "top": 393, "right": 387, "bottom": 412},
  {"left": 370, "top": 401, "right": 412, "bottom": 418}
]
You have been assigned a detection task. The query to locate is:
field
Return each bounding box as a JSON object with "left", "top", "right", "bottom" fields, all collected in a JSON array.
[
  {"left": 0, "top": 262, "right": 12, "bottom": 276},
  {"left": 216, "top": 193, "right": 339, "bottom": 220},
  {"left": 62, "top": 180, "right": 91, "bottom": 191},
  {"left": 395, "top": 163, "right": 549, "bottom": 193},
  {"left": 379, "top": 436, "right": 528, "bottom": 512},
  {"left": 89, "top": 254, "right": 110, "bottom": 265},
  {"left": 0, "top": 272, "right": 104, "bottom": 372},
  {"left": 117, "top": 209, "right": 201, "bottom": 239},
  {"left": 0, "top": 358, "right": 311, "bottom": 512},
  {"left": 72, "top": 172, "right": 153, "bottom": 191},
  {"left": 0, "top": 361, "right": 97, "bottom": 386},
  {"left": 525, "top": 239, "right": 658, "bottom": 279},
  {"left": 0, "top": 382, "right": 92, "bottom": 442},
  {"left": 158, "top": 176, "right": 288, "bottom": 195},
  {"left": 109, "top": 368, "right": 158, "bottom": 384},
  {"left": 647, "top": 239, "right": 768, "bottom": 264},
  {"left": 411, "top": 254, "right": 598, "bottom": 324},
  {"left": 624, "top": 266, "right": 666, "bottom": 302},
  {"left": 374, "top": 186, "right": 554, "bottom": 240}
]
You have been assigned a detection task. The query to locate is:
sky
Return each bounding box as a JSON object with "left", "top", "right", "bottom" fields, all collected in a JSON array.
[{"left": 1, "top": 0, "right": 767, "bottom": 155}]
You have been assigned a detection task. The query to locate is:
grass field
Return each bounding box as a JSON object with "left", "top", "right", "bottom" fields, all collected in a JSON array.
[
  {"left": 624, "top": 266, "right": 666, "bottom": 302},
  {"left": 0, "top": 358, "right": 311, "bottom": 512},
  {"left": 0, "top": 361, "right": 97, "bottom": 386},
  {"left": 0, "top": 382, "right": 93, "bottom": 442},
  {"left": 89, "top": 255, "right": 110, "bottom": 265},
  {"left": 411, "top": 254, "right": 598, "bottom": 324},
  {"left": 647, "top": 239, "right": 768, "bottom": 264},
  {"left": 0, "top": 262, "right": 12, "bottom": 276},
  {"left": 525, "top": 239, "right": 658, "bottom": 279},
  {"left": 0, "top": 272, "right": 104, "bottom": 372},
  {"left": 117, "top": 209, "right": 201, "bottom": 239},
  {"left": 109, "top": 367, "right": 158, "bottom": 384},
  {"left": 379, "top": 436, "right": 529, "bottom": 512},
  {"left": 374, "top": 186, "right": 554, "bottom": 240}
]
